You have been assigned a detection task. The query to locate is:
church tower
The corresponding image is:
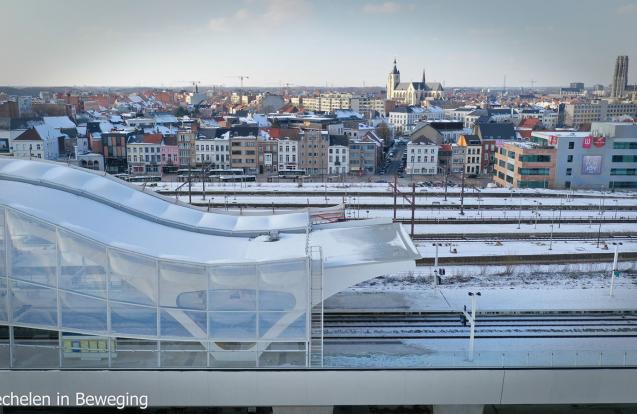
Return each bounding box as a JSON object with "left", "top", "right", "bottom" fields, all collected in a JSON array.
[{"left": 387, "top": 59, "right": 400, "bottom": 100}]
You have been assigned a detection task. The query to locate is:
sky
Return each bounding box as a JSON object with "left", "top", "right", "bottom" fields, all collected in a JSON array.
[{"left": 2, "top": 0, "right": 637, "bottom": 88}]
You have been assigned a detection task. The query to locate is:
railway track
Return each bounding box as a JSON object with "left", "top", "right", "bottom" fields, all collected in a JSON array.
[
  {"left": 184, "top": 201, "right": 637, "bottom": 212},
  {"left": 156, "top": 189, "right": 636, "bottom": 200},
  {"left": 411, "top": 233, "right": 637, "bottom": 241},
  {"left": 323, "top": 311, "right": 637, "bottom": 340}
]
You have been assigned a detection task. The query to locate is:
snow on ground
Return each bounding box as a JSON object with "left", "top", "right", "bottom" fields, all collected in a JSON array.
[
  {"left": 327, "top": 260, "right": 637, "bottom": 312},
  {"left": 151, "top": 181, "right": 637, "bottom": 198},
  {"left": 171, "top": 193, "right": 636, "bottom": 208},
  {"left": 413, "top": 222, "right": 637, "bottom": 235},
  {"left": 416, "top": 240, "right": 637, "bottom": 258}
]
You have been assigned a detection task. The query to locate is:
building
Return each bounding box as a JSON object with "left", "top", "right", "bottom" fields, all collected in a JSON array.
[
  {"left": 406, "top": 137, "right": 438, "bottom": 175},
  {"left": 562, "top": 101, "right": 637, "bottom": 128},
  {"left": 560, "top": 82, "right": 585, "bottom": 98},
  {"left": 388, "top": 106, "right": 425, "bottom": 133},
  {"left": 474, "top": 122, "right": 517, "bottom": 141},
  {"left": 493, "top": 141, "right": 555, "bottom": 189},
  {"left": 257, "top": 138, "right": 278, "bottom": 174},
  {"left": 457, "top": 134, "right": 483, "bottom": 176},
  {"left": 611, "top": 55, "right": 629, "bottom": 98},
  {"left": 195, "top": 136, "right": 230, "bottom": 170},
  {"left": 11, "top": 126, "right": 63, "bottom": 160},
  {"left": 277, "top": 137, "right": 299, "bottom": 171},
  {"left": 409, "top": 121, "right": 466, "bottom": 145},
  {"left": 299, "top": 129, "right": 329, "bottom": 175},
  {"left": 349, "top": 133, "right": 382, "bottom": 175},
  {"left": 518, "top": 108, "right": 559, "bottom": 130},
  {"left": 532, "top": 123, "right": 637, "bottom": 190},
  {"left": 160, "top": 136, "right": 179, "bottom": 173},
  {"left": 386, "top": 59, "right": 444, "bottom": 105},
  {"left": 93, "top": 128, "right": 137, "bottom": 174},
  {"left": 126, "top": 134, "right": 162, "bottom": 175},
  {"left": 328, "top": 135, "right": 349, "bottom": 175},
  {"left": 177, "top": 129, "right": 196, "bottom": 169},
  {"left": 301, "top": 93, "right": 383, "bottom": 115},
  {"left": 229, "top": 135, "right": 258, "bottom": 174},
  {"left": 0, "top": 157, "right": 418, "bottom": 370}
]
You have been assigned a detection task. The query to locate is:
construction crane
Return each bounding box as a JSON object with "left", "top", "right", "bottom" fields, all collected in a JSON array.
[{"left": 227, "top": 75, "right": 250, "bottom": 88}]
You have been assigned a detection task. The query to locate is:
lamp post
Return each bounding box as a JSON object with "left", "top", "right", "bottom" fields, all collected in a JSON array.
[{"left": 465, "top": 291, "right": 481, "bottom": 361}]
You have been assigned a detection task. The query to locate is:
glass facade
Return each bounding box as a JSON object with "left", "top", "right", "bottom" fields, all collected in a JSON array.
[{"left": 0, "top": 206, "right": 311, "bottom": 368}]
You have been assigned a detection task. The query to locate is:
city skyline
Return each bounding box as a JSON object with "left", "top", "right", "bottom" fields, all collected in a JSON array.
[{"left": 2, "top": 0, "right": 637, "bottom": 88}]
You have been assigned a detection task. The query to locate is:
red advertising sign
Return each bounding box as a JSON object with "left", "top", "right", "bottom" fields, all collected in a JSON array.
[
  {"left": 582, "top": 136, "right": 592, "bottom": 148},
  {"left": 593, "top": 136, "right": 606, "bottom": 148}
]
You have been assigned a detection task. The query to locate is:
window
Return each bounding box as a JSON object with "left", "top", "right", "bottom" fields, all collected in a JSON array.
[
  {"left": 612, "top": 155, "right": 637, "bottom": 163},
  {"left": 566, "top": 168, "right": 572, "bottom": 176},
  {"left": 567, "top": 155, "right": 573, "bottom": 162},
  {"left": 568, "top": 141, "right": 574, "bottom": 149},
  {"left": 610, "top": 168, "right": 637, "bottom": 176},
  {"left": 613, "top": 142, "right": 637, "bottom": 150}
]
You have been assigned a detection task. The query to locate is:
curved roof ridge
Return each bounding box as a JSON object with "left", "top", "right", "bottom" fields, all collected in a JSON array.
[{"left": 0, "top": 157, "right": 309, "bottom": 237}]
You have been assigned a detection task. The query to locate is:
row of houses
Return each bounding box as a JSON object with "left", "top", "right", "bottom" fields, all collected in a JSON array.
[{"left": 123, "top": 126, "right": 385, "bottom": 176}]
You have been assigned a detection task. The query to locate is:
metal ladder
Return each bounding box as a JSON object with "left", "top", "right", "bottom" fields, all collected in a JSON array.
[{"left": 308, "top": 246, "right": 324, "bottom": 367}]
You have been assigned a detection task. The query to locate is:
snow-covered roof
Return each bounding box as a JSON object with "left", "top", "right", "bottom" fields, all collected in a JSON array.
[
  {"left": 154, "top": 114, "right": 179, "bottom": 124},
  {"left": 43, "top": 116, "right": 76, "bottom": 129}
]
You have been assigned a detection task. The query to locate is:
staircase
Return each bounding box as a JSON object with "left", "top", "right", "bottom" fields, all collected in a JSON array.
[{"left": 308, "top": 246, "right": 324, "bottom": 367}]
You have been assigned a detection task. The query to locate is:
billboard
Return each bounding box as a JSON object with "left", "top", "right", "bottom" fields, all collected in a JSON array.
[{"left": 581, "top": 155, "right": 602, "bottom": 175}]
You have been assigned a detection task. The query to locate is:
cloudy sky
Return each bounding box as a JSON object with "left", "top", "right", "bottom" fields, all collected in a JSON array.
[{"left": 2, "top": 0, "right": 636, "bottom": 87}]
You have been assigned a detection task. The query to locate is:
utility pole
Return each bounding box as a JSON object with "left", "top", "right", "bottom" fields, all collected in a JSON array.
[
  {"left": 549, "top": 210, "right": 555, "bottom": 251},
  {"left": 411, "top": 182, "right": 416, "bottom": 238},
  {"left": 393, "top": 174, "right": 398, "bottom": 221},
  {"left": 443, "top": 166, "right": 448, "bottom": 201},
  {"left": 459, "top": 157, "right": 466, "bottom": 216},
  {"left": 610, "top": 243, "right": 621, "bottom": 297},
  {"left": 464, "top": 291, "right": 481, "bottom": 361}
]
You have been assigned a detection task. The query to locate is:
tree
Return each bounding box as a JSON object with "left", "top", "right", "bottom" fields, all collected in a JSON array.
[
  {"left": 174, "top": 106, "right": 190, "bottom": 117},
  {"left": 375, "top": 122, "right": 392, "bottom": 148}
]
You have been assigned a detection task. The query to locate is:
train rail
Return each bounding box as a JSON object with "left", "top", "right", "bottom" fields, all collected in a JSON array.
[{"left": 323, "top": 311, "right": 637, "bottom": 340}]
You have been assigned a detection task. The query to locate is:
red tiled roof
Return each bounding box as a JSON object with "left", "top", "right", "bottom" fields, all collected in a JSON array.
[
  {"left": 143, "top": 133, "right": 163, "bottom": 144},
  {"left": 518, "top": 117, "right": 541, "bottom": 129},
  {"left": 14, "top": 128, "right": 42, "bottom": 141}
]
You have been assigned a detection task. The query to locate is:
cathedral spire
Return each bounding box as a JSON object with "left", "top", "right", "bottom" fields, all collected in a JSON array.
[
  {"left": 391, "top": 58, "right": 400, "bottom": 75},
  {"left": 422, "top": 68, "right": 426, "bottom": 86}
]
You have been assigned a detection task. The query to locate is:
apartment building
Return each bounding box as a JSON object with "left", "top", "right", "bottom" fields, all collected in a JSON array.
[
  {"left": 257, "top": 139, "right": 278, "bottom": 174},
  {"left": 277, "top": 137, "right": 299, "bottom": 171},
  {"left": 126, "top": 133, "right": 162, "bottom": 174},
  {"left": 562, "top": 101, "right": 637, "bottom": 128},
  {"left": 388, "top": 106, "right": 425, "bottom": 133},
  {"left": 299, "top": 129, "right": 329, "bottom": 175},
  {"left": 406, "top": 137, "right": 438, "bottom": 175},
  {"left": 195, "top": 137, "right": 230, "bottom": 169},
  {"left": 230, "top": 135, "right": 258, "bottom": 174},
  {"left": 177, "top": 129, "right": 196, "bottom": 168},
  {"left": 457, "top": 134, "right": 483, "bottom": 175},
  {"left": 328, "top": 135, "right": 349, "bottom": 175},
  {"left": 349, "top": 133, "right": 382, "bottom": 175},
  {"left": 493, "top": 141, "right": 555, "bottom": 189}
]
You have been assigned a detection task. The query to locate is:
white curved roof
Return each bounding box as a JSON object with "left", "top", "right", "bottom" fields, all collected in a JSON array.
[
  {"left": 0, "top": 157, "right": 420, "bottom": 270},
  {"left": 0, "top": 158, "right": 309, "bottom": 236}
]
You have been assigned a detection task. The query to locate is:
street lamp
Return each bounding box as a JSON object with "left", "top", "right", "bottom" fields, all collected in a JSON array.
[{"left": 465, "top": 291, "right": 481, "bottom": 361}]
